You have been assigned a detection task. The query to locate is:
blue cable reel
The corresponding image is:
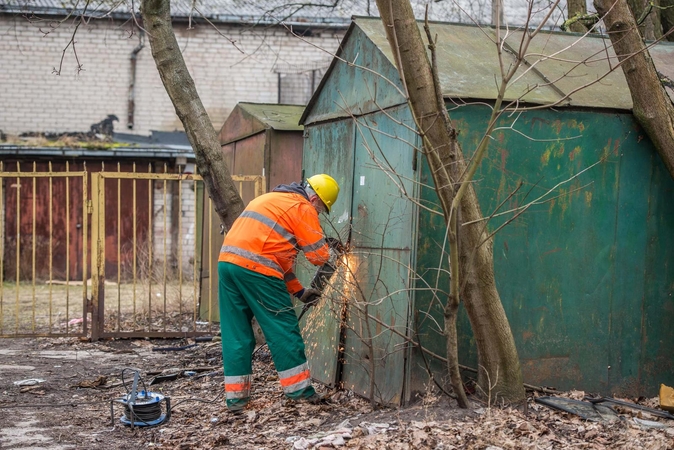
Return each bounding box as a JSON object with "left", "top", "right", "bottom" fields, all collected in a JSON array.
[{"left": 110, "top": 370, "right": 171, "bottom": 428}]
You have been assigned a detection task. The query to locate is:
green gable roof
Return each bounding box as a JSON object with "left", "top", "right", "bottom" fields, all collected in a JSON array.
[
  {"left": 238, "top": 103, "right": 305, "bottom": 131},
  {"left": 302, "top": 17, "right": 674, "bottom": 124}
]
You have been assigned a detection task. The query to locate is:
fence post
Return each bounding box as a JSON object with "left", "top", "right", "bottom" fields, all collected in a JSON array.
[{"left": 90, "top": 173, "right": 106, "bottom": 341}]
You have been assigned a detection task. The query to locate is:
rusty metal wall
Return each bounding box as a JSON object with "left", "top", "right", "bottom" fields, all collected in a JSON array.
[
  {"left": 0, "top": 161, "right": 212, "bottom": 340},
  {"left": 3, "top": 161, "right": 87, "bottom": 281},
  {"left": 0, "top": 161, "right": 89, "bottom": 337},
  {"left": 1, "top": 161, "right": 151, "bottom": 281},
  {"left": 412, "top": 105, "right": 674, "bottom": 398},
  {"left": 268, "top": 130, "right": 304, "bottom": 188}
]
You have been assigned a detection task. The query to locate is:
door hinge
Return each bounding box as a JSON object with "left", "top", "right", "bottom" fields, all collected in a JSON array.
[{"left": 86, "top": 200, "right": 93, "bottom": 214}]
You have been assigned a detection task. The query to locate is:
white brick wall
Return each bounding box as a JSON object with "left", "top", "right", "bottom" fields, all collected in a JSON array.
[
  {"left": 152, "top": 181, "right": 173, "bottom": 264},
  {"left": 179, "top": 180, "right": 197, "bottom": 274},
  {"left": 0, "top": 17, "right": 343, "bottom": 136},
  {"left": 148, "top": 178, "right": 203, "bottom": 279}
]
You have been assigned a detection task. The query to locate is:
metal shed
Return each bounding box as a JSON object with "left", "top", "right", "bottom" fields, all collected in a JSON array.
[
  {"left": 200, "top": 103, "right": 306, "bottom": 321},
  {"left": 298, "top": 17, "right": 674, "bottom": 404}
]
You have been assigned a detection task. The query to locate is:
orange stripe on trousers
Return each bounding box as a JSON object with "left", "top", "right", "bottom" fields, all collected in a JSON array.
[
  {"left": 279, "top": 370, "right": 310, "bottom": 387},
  {"left": 225, "top": 382, "right": 250, "bottom": 392}
]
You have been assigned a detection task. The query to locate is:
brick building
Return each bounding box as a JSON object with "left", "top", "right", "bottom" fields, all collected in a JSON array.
[
  {"left": 0, "top": 0, "right": 568, "bottom": 137},
  {"left": 0, "top": 2, "right": 347, "bottom": 137}
]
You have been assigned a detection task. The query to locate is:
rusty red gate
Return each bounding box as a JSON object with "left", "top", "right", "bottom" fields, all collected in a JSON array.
[{"left": 0, "top": 161, "right": 264, "bottom": 340}]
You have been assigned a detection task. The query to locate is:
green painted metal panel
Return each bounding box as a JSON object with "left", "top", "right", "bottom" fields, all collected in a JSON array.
[
  {"left": 408, "top": 160, "right": 453, "bottom": 398},
  {"left": 298, "top": 119, "right": 355, "bottom": 387},
  {"left": 413, "top": 105, "right": 674, "bottom": 396},
  {"left": 640, "top": 156, "right": 674, "bottom": 393},
  {"left": 340, "top": 248, "right": 412, "bottom": 405},
  {"left": 340, "top": 106, "right": 418, "bottom": 404},
  {"left": 609, "top": 120, "right": 652, "bottom": 394},
  {"left": 350, "top": 106, "right": 418, "bottom": 248}
]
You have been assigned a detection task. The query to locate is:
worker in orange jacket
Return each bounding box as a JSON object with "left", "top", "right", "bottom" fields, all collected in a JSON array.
[{"left": 218, "top": 174, "right": 340, "bottom": 412}]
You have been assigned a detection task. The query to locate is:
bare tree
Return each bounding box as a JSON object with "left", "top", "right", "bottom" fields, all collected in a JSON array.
[
  {"left": 625, "top": 0, "right": 664, "bottom": 39},
  {"left": 594, "top": 0, "right": 674, "bottom": 179},
  {"left": 664, "top": 0, "right": 674, "bottom": 41},
  {"left": 566, "top": 0, "right": 592, "bottom": 32},
  {"left": 140, "top": 0, "right": 245, "bottom": 230},
  {"left": 375, "top": 0, "right": 526, "bottom": 405}
]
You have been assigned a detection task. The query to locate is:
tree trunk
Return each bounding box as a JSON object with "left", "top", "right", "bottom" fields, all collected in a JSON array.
[
  {"left": 595, "top": 0, "right": 674, "bottom": 180},
  {"left": 661, "top": 0, "right": 674, "bottom": 41},
  {"left": 140, "top": 0, "right": 245, "bottom": 230},
  {"left": 626, "top": 0, "right": 663, "bottom": 40},
  {"left": 567, "top": 0, "right": 589, "bottom": 32},
  {"left": 376, "top": 0, "right": 525, "bottom": 403}
]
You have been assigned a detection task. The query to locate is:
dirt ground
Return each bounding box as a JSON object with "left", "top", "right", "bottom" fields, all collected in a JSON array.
[{"left": 1, "top": 337, "right": 673, "bottom": 450}]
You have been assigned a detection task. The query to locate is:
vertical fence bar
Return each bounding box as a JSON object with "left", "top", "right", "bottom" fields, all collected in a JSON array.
[
  {"left": 132, "top": 163, "right": 137, "bottom": 330},
  {"left": 49, "top": 162, "right": 53, "bottom": 333},
  {"left": 178, "top": 171, "right": 183, "bottom": 330},
  {"left": 117, "top": 163, "right": 121, "bottom": 332},
  {"left": 147, "top": 163, "right": 153, "bottom": 331},
  {"left": 76, "top": 161, "right": 82, "bottom": 335},
  {"left": 15, "top": 162, "right": 20, "bottom": 334},
  {"left": 65, "top": 162, "right": 71, "bottom": 335},
  {"left": 82, "top": 162, "right": 88, "bottom": 337},
  {"left": 162, "top": 163, "right": 167, "bottom": 332},
  {"left": 90, "top": 171, "right": 106, "bottom": 341},
  {"left": 0, "top": 161, "right": 4, "bottom": 334},
  {"left": 90, "top": 172, "right": 99, "bottom": 340},
  {"left": 193, "top": 179, "right": 198, "bottom": 329},
  {"left": 31, "top": 162, "right": 36, "bottom": 332},
  {"left": 208, "top": 197, "right": 213, "bottom": 328}
]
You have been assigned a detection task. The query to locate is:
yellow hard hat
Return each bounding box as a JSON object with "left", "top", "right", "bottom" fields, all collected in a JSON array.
[{"left": 306, "top": 174, "right": 340, "bottom": 213}]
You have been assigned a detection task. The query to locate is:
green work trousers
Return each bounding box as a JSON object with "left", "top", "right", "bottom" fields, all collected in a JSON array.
[{"left": 218, "top": 261, "right": 315, "bottom": 410}]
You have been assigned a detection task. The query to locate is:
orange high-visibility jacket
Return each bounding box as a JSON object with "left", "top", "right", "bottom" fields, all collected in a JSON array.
[{"left": 219, "top": 190, "right": 329, "bottom": 294}]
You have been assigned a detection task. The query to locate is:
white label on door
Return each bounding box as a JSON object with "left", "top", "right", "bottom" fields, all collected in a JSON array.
[{"left": 360, "top": 176, "right": 365, "bottom": 186}]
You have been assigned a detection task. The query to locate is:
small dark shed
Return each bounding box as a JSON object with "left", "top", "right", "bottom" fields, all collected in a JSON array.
[
  {"left": 297, "top": 17, "right": 674, "bottom": 405},
  {"left": 200, "top": 103, "right": 306, "bottom": 321}
]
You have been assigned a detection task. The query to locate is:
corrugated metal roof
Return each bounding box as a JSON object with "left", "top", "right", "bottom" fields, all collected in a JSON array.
[
  {"left": 238, "top": 102, "right": 304, "bottom": 131},
  {"left": 0, "top": 145, "right": 195, "bottom": 159},
  {"left": 355, "top": 17, "right": 674, "bottom": 110},
  {"left": 0, "top": 0, "right": 566, "bottom": 27}
]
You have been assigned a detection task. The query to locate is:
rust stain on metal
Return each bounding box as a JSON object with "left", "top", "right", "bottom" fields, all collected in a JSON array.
[
  {"left": 500, "top": 148, "right": 509, "bottom": 171},
  {"left": 584, "top": 191, "right": 593, "bottom": 208},
  {"left": 521, "top": 356, "right": 581, "bottom": 386},
  {"left": 569, "top": 146, "right": 581, "bottom": 161}
]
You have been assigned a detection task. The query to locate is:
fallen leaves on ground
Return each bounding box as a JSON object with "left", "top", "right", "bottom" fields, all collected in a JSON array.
[{"left": 3, "top": 337, "right": 673, "bottom": 450}]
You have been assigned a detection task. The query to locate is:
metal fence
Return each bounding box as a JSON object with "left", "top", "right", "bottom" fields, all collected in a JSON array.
[{"left": 0, "top": 160, "right": 265, "bottom": 340}]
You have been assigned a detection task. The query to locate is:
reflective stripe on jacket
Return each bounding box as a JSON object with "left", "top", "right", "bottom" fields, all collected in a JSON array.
[{"left": 219, "top": 191, "right": 329, "bottom": 294}]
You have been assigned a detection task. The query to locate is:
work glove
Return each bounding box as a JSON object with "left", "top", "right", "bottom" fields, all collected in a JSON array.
[{"left": 298, "top": 288, "right": 321, "bottom": 307}]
